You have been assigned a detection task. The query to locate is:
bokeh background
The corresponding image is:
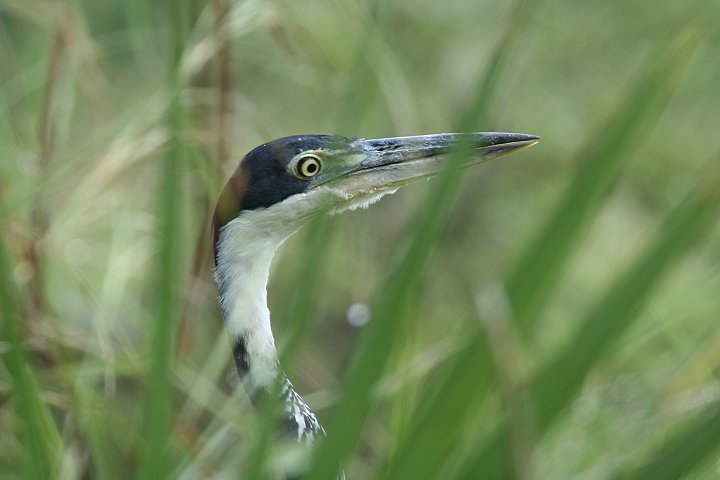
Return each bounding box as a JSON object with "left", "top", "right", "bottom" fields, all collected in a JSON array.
[{"left": 1, "top": 0, "right": 719, "bottom": 478}]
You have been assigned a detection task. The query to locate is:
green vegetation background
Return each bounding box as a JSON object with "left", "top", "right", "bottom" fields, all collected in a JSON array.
[{"left": 1, "top": 0, "right": 719, "bottom": 478}]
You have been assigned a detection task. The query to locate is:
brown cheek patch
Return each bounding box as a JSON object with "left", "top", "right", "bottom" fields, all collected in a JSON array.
[
  {"left": 212, "top": 164, "right": 250, "bottom": 265},
  {"left": 270, "top": 142, "right": 295, "bottom": 167}
]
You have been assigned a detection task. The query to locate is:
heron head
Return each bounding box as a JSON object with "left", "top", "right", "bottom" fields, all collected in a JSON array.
[{"left": 213, "top": 132, "right": 539, "bottom": 256}]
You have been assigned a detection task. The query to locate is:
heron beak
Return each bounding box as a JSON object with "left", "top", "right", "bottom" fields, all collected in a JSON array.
[{"left": 323, "top": 132, "right": 539, "bottom": 198}]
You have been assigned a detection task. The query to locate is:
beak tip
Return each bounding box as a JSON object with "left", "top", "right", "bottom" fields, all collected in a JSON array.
[
  {"left": 496, "top": 132, "right": 541, "bottom": 144},
  {"left": 481, "top": 133, "right": 540, "bottom": 160}
]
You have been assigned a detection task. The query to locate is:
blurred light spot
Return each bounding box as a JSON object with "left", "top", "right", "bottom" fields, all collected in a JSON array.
[
  {"left": 346, "top": 303, "right": 370, "bottom": 327},
  {"left": 13, "top": 261, "right": 34, "bottom": 285},
  {"left": 64, "top": 239, "right": 91, "bottom": 266},
  {"left": 16, "top": 151, "right": 40, "bottom": 176}
]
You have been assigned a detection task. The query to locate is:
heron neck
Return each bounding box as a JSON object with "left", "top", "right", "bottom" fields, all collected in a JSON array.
[
  {"left": 213, "top": 205, "right": 328, "bottom": 444},
  {"left": 214, "top": 216, "right": 291, "bottom": 390}
]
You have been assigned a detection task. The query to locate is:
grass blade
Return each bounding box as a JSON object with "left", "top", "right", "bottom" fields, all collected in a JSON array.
[
  {"left": 139, "top": 99, "right": 185, "bottom": 478},
  {"left": 0, "top": 205, "right": 60, "bottom": 478},
  {"left": 381, "top": 3, "right": 542, "bottom": 475},
  {"left": 278, "top": 215, "right": 334, "bottom": 372},
  {"left": 382, "top": 329, "right": 495, "bottom": 480},
  {"left": 532, "top": 166, "right": 720, "bottom": 428},
  {"left": 125, "top": 0, "right": 156, "bottom": 70},
  {"left": 457, "top": 164, "right": 720, "bottom": 478},
  {"left": 505, "top": 30, "right": 700, "bottom": 334},
  {"left": 306, "top": 3, "right": 535, "bottom": 477},
  {"left": 615, "top": 404, "right": 720, "bottom": 480},
  {"left": 278, "top": 0, "right": 392, "bottom": 369},
  {"left": 139, "top": 1, "right": 190, "bottom": 478}
]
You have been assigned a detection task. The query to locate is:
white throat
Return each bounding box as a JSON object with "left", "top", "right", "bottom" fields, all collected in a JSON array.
[
  {"left": 215, "top": 222, "right": 288, "bottom": 389},
  {"left": 214, "top": 190, "right": 331, "bottom": 389},
  {"left": 214, "top": 186, "right": 398, "bottom": 390}
]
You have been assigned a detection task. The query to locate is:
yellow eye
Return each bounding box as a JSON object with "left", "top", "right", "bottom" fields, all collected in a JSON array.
[{"left": 296, "top": 155, "right": 322, "bottom": 179}]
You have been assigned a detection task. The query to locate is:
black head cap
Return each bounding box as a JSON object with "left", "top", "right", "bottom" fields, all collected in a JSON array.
[{"left": 212, "top": 135, "right": 351, "bottom": 262}]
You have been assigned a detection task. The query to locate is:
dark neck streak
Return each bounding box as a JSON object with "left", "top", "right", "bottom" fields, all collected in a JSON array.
[{"left": 232, "top": 337, "right": 251, "bottom": 378}]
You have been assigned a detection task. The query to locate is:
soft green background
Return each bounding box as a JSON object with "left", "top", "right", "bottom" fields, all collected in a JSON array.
[{"left": 1, "top": 0, "right": 719, "bottom": 478}]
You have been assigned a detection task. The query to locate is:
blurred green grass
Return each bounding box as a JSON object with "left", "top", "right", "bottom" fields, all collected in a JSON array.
[{"left": 1, "top": 0, "right": 720, "bottom": 479}]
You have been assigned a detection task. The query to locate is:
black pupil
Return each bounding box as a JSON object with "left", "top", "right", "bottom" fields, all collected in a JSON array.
[{"left": 303, "top": 160, "right": 318, "bottom": 174}]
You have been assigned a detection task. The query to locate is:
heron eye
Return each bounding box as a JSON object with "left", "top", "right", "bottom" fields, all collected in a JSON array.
[{"left": 296, "top": 155, "right": 322, "bottom": 179}]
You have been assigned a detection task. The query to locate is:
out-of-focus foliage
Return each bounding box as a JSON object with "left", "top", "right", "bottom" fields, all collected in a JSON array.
[{"left": 0, "top": 0, "right": 719, "bottom": 478}]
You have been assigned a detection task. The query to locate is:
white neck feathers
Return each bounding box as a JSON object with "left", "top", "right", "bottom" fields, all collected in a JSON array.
[
  {"left": 214, "top": 193, "right": 324, "bottom": 389},
  {"left": 215, "top": 216, "right": 289, "bottom": 389},
  {"left": 213, "top": 186, "right": 396, "bottom": 390}
]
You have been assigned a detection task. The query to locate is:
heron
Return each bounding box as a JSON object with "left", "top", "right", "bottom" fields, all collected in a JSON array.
[{"left": 212, "top": 132, "right": 538, "bottom": 472}]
